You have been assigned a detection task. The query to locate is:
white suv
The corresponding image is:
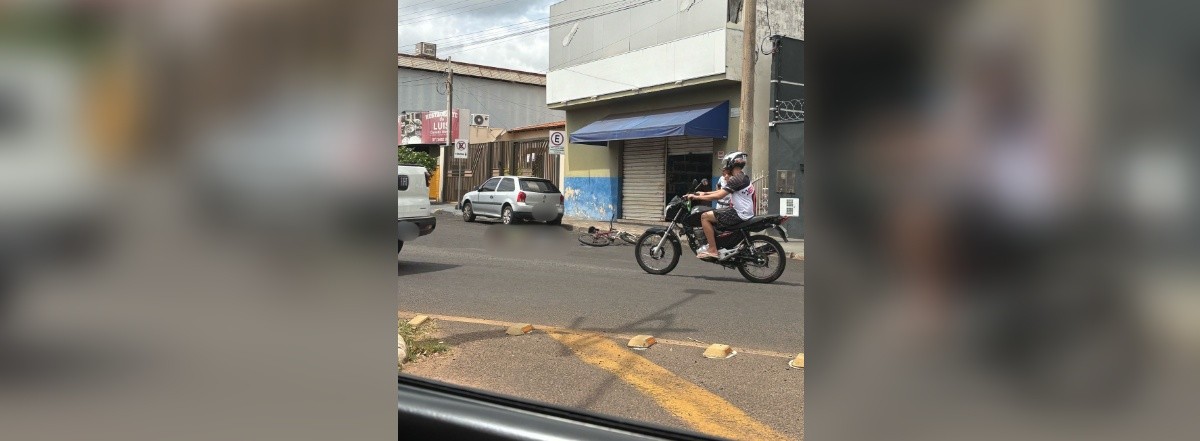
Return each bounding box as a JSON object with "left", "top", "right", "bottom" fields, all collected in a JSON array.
[{"left": 398, "top": 165, "right": 435, "bottom": 253}]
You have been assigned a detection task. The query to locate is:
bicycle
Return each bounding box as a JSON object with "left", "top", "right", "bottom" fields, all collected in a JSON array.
[{"left": 577, "top": 214, "right": 639, "bottom": 247}]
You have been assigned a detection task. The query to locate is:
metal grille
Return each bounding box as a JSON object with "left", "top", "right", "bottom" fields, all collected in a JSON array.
[
  {"left": 621, "top": 138, "right": 667, "bottom": 221},
  {"left": 398, "top": 175, "right": 409, "bottom": 191}
]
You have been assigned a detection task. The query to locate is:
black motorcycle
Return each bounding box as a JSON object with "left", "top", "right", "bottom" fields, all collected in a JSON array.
[{"left": 634, "top": 179, "right": 790, "bottom": 283}]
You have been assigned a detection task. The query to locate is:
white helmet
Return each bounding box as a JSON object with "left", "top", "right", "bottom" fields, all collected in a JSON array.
[{"left": 722, "top": 151, "right": 748, "bottom": 170}]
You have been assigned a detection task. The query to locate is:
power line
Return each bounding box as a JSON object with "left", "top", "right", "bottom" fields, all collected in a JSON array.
[
  {"left": 436, "top": 0, "right": 658, "bottom": 55},
  {"left": 397, "top": 0, "right": 524, "bottom": 27},
  {"left": 436, "top": 0, "right": 662, "bottom": 62},
  {"left": 400, "top": 0, "right": 646, "bottom": 48}
]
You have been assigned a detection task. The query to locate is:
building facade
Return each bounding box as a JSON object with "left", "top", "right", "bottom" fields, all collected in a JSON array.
[
  {"left": 548, "top": 0, "right": 805, "bottom": 236},
  {"left": 398, "top": 49, "right": 565, "bottom": 201}
]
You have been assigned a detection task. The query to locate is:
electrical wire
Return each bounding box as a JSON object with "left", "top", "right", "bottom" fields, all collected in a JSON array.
[
  {"left": 400, "top": 0, "right": 648, "bottom": 48},
  {"left": 436, "top": 0, "right": 659, "bottom": 55}
]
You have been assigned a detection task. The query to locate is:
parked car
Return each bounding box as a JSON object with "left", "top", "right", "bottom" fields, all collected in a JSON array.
[
  {"left": 458, "top": 176, "right": 563, "bottom": 225},
  {"left": 398, "top": 165, "right": 435, "bottom": 253}
]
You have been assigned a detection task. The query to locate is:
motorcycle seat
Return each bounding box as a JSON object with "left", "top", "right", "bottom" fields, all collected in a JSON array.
[{"left": 718, "top": 215, "right": 778, "bottom": 231}]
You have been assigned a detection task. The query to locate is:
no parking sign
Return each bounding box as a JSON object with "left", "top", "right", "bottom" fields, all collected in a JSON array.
[
  {"left": 549, "top": 131, "right": 566, "bottom": 155},
  {"left": 453, "top": 139, "right": 468, "bottom": 159}
]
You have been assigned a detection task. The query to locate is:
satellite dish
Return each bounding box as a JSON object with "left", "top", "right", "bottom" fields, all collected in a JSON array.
[{"left": 562, "top": 22, "right": 580, "bottom": 47}]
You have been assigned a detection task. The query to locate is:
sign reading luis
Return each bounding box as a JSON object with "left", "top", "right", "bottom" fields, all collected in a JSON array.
[
  {"left": 453, "top": 139, "right": 468, "bottom": 159},
  {"left": 548, "top": 130, "right": 566, "bottom": 155},
  {"left": 398, "top": 109, "right": 469, "bottom": 145}
]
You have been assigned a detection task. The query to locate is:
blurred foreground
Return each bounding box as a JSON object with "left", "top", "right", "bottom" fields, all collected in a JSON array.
[
  {"left": 807, "top": 1, "right": 1199, "bottom": 440},
  {"left": 0, "top": 1, "right": 395, "bottom": 440}
]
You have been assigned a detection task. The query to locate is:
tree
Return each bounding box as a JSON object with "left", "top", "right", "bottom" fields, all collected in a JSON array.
[{"left": 398, "top": 146, "right": 437, "bottom": 172}]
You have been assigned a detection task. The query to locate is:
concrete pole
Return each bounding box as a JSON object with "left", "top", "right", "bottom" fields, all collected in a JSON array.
[
  {"left": 445, "top": 58, "right": 454, "bottom": 202},
  {"left": 737, "top": 0, "right": 757, "bottom": 160}
]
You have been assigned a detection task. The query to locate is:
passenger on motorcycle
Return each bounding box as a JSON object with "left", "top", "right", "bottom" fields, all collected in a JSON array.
[{"left": 684, "top": 152, "right": 753, "bottom": 260}]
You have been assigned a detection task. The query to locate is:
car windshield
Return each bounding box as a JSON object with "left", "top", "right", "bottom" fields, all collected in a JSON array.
[{"left": 519, "top": 179, "right": 559, "bottom": 193}]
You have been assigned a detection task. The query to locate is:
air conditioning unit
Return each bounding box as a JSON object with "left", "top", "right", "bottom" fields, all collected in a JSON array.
[
  {"left": 471, "top": 114, "right": 490, "bottom": 127},
  {"left": 415, "top": 42, "right": 437, "bottom": 58}
]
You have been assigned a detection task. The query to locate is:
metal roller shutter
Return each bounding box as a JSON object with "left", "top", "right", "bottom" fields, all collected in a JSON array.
[
  {"left": 621, "top": 138, "right": 666, "bottom": 221},
  {"left": 667, "top": 136, "right": 714, "bottom": 156}
]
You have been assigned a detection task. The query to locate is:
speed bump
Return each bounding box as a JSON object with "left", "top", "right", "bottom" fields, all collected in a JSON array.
[
  {"left": 407, "top": 315, "right": 430, "bottom": 327},
  {"left": 789, "top": 353, "right": 804, "bottom": 369},
  {"left": 506, "top": 323, "right": 534, "bottom": 335},
  {"left": 627, "top": 335, "right": 657, "bottom": 349},
  {"left": 703, "top": 344, "right": 734, "bottom": 359}
]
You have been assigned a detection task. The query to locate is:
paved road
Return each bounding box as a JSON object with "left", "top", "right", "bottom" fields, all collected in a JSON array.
[
  {"left": 400, "top": 212, "right": 804, "bottom": 353},
  {"left": 400, "top": 212, "right": 805, "bottom": 440}
]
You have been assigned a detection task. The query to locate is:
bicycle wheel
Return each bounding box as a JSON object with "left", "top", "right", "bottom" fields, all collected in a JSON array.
[
  {"left": 578, "top": 233, "right": 613, "bottom": 247},
  {"left": 618, "top": 231, "right": 639, "bottom": 245}
]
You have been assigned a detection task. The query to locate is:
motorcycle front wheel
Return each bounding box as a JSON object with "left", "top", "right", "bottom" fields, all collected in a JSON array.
[
  {"left": 635, "top": 231, "right": 681, "bottom": 275},
  {"left": 738, "top": 235, "right": 787, "bottom": 283}
]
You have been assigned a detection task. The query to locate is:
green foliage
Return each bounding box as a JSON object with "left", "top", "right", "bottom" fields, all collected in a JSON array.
[
  {"left": 398, "top": 147, "right": 437, "bottom": 172},
  {"left": 398, "top": 321, "right": 450, "bottom": 371}
]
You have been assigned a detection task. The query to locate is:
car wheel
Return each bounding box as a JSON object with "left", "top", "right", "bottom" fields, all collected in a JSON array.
[
  {"left": 501, "top": 205, "right": 515, "bottom": 225},
  {"left": 462, "top": 201, "right": 476, "bottom": 222}
]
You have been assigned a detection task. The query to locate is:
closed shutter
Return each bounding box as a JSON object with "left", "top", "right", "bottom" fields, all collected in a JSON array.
[
  {"left": 621, "top": 138, "right": 666, "bottom": 221},
  {"left": 667, "top": 136, "right": 714, "bottom": 156}
]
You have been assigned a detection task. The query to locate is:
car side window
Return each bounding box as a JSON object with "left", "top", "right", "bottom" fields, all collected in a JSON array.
[
  {"left": 497, "top": 178, "right": 515, "bottom": 192},
  {"left": 480, "top": 178, "right": 500, "bottom": 192}
]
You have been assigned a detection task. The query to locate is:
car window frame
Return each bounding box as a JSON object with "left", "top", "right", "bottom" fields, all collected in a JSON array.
[
  {"left": 496, "top": 177, "right": 515, "bottom": 192},
  {"left": 480, "top": 178, "right": 501, "bottom": 192}
]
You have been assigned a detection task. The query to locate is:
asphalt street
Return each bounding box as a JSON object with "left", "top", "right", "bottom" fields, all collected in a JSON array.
[
  {"left": 399, "top": 211, "right": 805, "bottom": 440},
  {"left": 400, "top": 211, "right": 804, "bottom": 353}
]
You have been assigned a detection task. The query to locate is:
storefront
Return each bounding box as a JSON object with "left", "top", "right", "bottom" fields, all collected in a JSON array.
[{"left": 570, "top": 101, "right": 729, "bottom": 221}]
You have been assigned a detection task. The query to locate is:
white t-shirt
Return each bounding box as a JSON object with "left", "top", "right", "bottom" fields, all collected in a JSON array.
[
  {"left": 721, "top": 172, "right": 754, "bottom": 220},
  {"left": 715, "top": 176, "right": 732, "bottom": 208}
]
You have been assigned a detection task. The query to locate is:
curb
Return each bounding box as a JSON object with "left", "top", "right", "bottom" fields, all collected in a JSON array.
[{"left": 399, "top": 311, "right": 802, "bottom": 364}]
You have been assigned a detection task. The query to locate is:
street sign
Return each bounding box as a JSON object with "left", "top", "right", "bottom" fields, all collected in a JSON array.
[
  {"left": 716, "top": 150, "right": 725, "bottom": 160},
  {"left": 780, "top": 198, "right": 800, "bottom": 217},
  {"left": 453, "top": 139, "right": 468, "bottom": 159},
  {"left": 548, "top": 130, "right": 566, "bottom": 155}
]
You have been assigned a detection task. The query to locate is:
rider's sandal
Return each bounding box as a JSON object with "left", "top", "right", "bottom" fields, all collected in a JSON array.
[{"left": 696, "top": 252, "right": 719, "bottom": 260}]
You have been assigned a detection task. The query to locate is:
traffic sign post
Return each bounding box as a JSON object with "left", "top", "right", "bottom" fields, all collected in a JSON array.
[
  {"left": 453, "top": 139, "right": 468, "bottom": 159},
  {"left": 548, "top": 131, "right": 566, "bottom": 155}
]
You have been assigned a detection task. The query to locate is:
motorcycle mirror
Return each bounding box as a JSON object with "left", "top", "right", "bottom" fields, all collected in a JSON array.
[
  {"left": 701, "top": 178, "right": 709, "bottom": 186},
  {"left": 690, "top": 179, "right": 699, "bottom": 187}
]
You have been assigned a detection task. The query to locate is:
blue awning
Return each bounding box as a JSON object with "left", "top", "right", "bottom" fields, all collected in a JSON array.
[{"left": 569, "top": 101, "right": 729, "bottom": 146}]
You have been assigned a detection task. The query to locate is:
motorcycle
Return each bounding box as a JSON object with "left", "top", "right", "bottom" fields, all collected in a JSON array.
[{"left": 634, "top": 179, "right": 791, "bottom": 283}]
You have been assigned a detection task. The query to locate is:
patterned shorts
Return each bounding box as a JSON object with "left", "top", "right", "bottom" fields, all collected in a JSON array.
[{"left": 714, "top": 207, "right": 744, "bottom": 227}]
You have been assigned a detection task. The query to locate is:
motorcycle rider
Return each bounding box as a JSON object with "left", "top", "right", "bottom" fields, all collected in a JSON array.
[{"left": 685, "top": 152, "right": 754, "bottom": 260}]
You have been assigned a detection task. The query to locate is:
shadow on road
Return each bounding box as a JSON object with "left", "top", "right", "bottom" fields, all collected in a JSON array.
[
  {"left": 397, "top": 261, "right": 459, "bottom": 277},
  {"left": 670, "top": 274, "right": 804, "bottom": 288}
]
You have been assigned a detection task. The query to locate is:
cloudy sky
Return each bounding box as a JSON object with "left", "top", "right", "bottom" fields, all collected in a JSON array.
[{"left": 398, "top": 0, "right": 558, "bottom": 73}]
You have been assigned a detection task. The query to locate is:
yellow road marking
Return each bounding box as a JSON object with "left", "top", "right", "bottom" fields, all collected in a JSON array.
[
  {"left": 547, "top": 331, "right": 791, "bottom": 441},
  {"left": 397, "top": 311, "right": 796, "bottom": 358}
]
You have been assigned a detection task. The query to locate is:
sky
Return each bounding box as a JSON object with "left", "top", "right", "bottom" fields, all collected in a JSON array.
[{"left": 397, "top": 0, "right": 558, "bottom": 73}]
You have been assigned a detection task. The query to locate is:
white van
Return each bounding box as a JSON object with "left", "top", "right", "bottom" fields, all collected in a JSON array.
[{"left": 398, "top": 165, "right": 435, "bottom": 253}]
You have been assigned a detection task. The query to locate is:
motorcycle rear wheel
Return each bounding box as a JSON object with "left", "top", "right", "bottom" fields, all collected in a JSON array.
[{"left": 738, "top": 235, "right": 787, "bottom": 283}]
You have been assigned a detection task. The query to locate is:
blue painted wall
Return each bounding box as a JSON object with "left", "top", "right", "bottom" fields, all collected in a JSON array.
[{"left": 562, "top": 177, "right": 620, "bottom": 220}]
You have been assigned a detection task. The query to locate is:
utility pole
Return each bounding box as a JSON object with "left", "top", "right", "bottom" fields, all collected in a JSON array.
[
  {"left": 737, "top": 0, "right": 757, "bottom": 161},
  {"left": 444, "top": 57, "right": 454, "bottom": 203}
]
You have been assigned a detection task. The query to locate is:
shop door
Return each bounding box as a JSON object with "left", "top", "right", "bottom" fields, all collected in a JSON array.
[
  {"left": 620, "top": 138, "right": 666, "bottom": 221},
  {"left": 666, "top": 136, "right": 715, "bottom": 200}
]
